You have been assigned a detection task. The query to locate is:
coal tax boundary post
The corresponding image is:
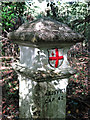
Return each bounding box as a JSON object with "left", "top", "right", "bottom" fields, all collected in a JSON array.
[{"left": 8, "top": 17, "right": 84, "bottom": 119}]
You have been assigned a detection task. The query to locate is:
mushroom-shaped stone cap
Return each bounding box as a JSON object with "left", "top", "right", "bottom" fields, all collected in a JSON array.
[{"left": 8, "top": 17, "right": 84, "bottom": 46}]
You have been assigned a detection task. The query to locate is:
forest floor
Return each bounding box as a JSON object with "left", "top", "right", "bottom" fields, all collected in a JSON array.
[
  {"left": 1, "top": 36, "right": 19, "bottom": 120},
  {"left": 66, "top": 42, "right": 90, "bottom": 120}
]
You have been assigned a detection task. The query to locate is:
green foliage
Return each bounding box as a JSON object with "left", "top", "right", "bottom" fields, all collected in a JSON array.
[
  {"left": 1, "top": 2, "right": 25, "bottom": 32},
  {"left": 49, "top": 2, "right": 89, "bottom": 36},
  {"left": 1, "top": 1, "right": 89, "bottom": 36}
]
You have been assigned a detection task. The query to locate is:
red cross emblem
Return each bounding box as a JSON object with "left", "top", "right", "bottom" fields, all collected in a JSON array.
[{"left": 48, "top": 48, "right": 64, "bottom": 68}]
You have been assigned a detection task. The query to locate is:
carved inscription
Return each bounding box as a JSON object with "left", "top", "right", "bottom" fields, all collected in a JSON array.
[
  {"left": 45, "top": 88, "right": 65, "bottom": 104},
  {"left": 45, "top": 88, "right": 65, "bottom": 95}
]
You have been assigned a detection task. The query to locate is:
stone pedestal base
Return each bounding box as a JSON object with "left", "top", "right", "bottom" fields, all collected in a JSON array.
[{"left": 19, "top": 75, "right": 68, "bottom": 119}]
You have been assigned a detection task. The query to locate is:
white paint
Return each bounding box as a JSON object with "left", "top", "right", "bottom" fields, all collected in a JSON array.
[
  {"left": 52, "top": 78, "right": 68, "bottom": 91},
  {"left": 19, "top": 45, "right": 74, "bottom": 118},
  {"left": 35, "top": 22, "right": 45, "bottom": 30},
  {"left": 20, "top": 46, "right": 73, "bottom": 74},
  {"left": 19, "top": 76, "right": 67, "bottom": 118}
]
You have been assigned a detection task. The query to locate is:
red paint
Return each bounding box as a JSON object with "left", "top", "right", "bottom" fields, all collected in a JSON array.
[
  {"left": 51, "top": 51, "right": 54, "bottom": 56},
  {"left": 49, "top": 48, "right": 63, "bottom": 68}
]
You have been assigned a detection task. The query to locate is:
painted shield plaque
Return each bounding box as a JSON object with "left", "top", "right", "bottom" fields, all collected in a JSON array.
[{"left": 48, "top": 48, "right": 64, "bottom": 68}]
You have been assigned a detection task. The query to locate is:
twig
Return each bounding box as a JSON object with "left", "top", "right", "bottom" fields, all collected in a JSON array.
[{"left": 67, "top": 96, "right": 90, "bottom": 108}]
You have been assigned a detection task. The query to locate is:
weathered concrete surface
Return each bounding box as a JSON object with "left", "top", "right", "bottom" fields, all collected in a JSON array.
[
  {"left": 12, "top": 46, "right": 76, "bottom": 82},
  {"left": 12, "top": 45, "right": 75, "bottom": 119},
  {"left": 8, "top": 17, "right": 84, "bottom": 46},
  {"left": 19, "top": 76, "right": 67, "bottom": 119}
]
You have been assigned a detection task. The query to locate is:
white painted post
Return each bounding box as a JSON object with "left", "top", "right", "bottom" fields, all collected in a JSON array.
[
  {"left": 8, "top": 18, "right": 84, "bottom": 119},
  {"left": 18, "top": 45, "right": 75, "bottom": 118}
]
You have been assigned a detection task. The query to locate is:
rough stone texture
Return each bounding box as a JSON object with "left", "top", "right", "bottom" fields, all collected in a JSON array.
[
  {"left": 19, "top": 75, "right": 67, "bottom": 119},
  {"left": 8, "top": 17, "right": 84, "bottom": 46},
  {"left": 13, "top": 63, "right": 75, "bottom": 82},
  {"left": 8, "top": 18, "right": 84, "bottom": 119},
  {"left": 12, "top": 46, "right": 76, "bottom": 82},
  {"left": 12, "top": 46, "right": 76, "bottom": 119}
]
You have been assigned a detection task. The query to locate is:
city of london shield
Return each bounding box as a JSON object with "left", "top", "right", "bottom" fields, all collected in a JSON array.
[{"left": 48, "top": 48, "right": 64, "bottom": 68}]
